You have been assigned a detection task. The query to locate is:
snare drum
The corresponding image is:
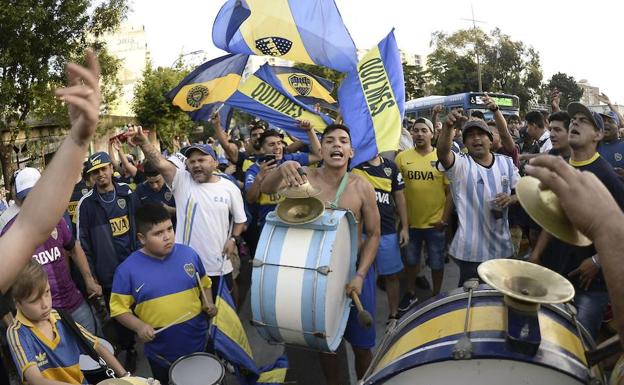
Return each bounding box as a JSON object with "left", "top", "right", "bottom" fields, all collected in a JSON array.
[
  {"left": 97, "top": 377, "right": 148, "bottom": 385},
  {"left": 80, "top": 338, "right": 114, "bottom": 384},
  {"left": 251, "top": 209, "right": 357, "bottom": 352},
  {"left": 169, "top": 353, "right": 224, "bottom": 385},
  {"left": 362, "top": 286, "right": 603, "bottom": 385}
]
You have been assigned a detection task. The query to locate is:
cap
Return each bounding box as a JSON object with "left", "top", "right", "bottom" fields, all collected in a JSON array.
[
  {"left": 182, "top": 144, "right": 217, "bottom": 159},
  {"left": 567, "top": 102, "right": 604, "bottom": 131},
  {"left": 462, "top": 120, "right": 494, "bottom": 142},
  {"left": 413, "top": 117, "right": 434, "bottom": 132},
  {"left": 167, "top": 153, "right": 187, "bottom": 169},
  {"left": 599, "top": 110, "right": 620, "bottom": 126},
  {"left": 85, "top": 152, "right": 112, "bottom": 174},
  {"left": 15, "top": 167, "right": 41, "bottom": 200}
]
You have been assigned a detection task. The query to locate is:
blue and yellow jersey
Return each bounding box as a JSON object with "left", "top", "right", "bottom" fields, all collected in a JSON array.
[
  {"left": 244, "top": 152, "right": 309, "bottom": 227},
  {"left": 7, "top": 310, "right": 98, "bottom": 384},
  {"left": 68, "top": 180, "right": 90, "bottom": 235},
  {"left": 352, "top": 157, "right": 405, "bottom": 234},
  {"left": 110, "top": 244, "right": 211, "bottom": 365}
]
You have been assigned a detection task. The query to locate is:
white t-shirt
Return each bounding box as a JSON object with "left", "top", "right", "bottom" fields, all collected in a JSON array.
[
  {"left": 439, "top": 152, "right": 520, "bottom": 262},
  {"left": 171, "top": 169, "right": 247, "bottom": 276},
  {"left": 537, "top": 130, "right": 552, "bottom": 153},
  {"left": 0, "top": 204, "right": 20, "bottom": 233}
]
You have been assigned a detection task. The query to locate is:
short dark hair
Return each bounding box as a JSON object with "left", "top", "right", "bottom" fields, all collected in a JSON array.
[
  {"left": 136, "top": 203, "right": 171, "bottom": 235},
  {"left": 508, "top": 115, "right": 520, "bottom": 123},
  {"left": 142, "top": 160, "right": 160, "bottom": 177},
  {"left": 548, "top": 111, "right": 571, "bottom": 130},
  {"left": 258, "top": 129, "right": 283, "bottom": 147},
  {"left": 250, "top": 123, "right": 265, "bottom": 135},
  {"left": 525, "top": 111, "right": 545, "bottom": 129},
  {"left": 321, "top": 124, "right": 351, "bottom": 143},
  {"left": 470, "top": 110, "right": 485, "bottom": 120},
  {"left": 12, "top": 259, "right": 47, "bottom": 303}
]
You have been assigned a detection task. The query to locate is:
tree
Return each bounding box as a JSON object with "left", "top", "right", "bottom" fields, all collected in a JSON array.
[
  {"left": 427, "top": 28, "right": 543, "bottom": 113},
  {"left": 403, "top": 62, "right": 428, "bottom": 101},
  {"left": 546, "top": 72, "right": 584, "bottom": 108},
  {"left": 132, "top": 64, "right": 196, "bottom": 152},
  {"left": 0, "top": 0, "right": 127, "bottom": 186}
]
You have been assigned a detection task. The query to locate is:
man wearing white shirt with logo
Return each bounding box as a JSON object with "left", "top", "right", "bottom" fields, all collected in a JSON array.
[{"left": 436, "top": 111, "right": 521, "bottom": 285}]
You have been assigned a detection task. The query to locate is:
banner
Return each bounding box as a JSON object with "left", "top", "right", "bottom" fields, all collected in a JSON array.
[
  {"left": 213, "top": 0, "right": 357, "bottom": 72},
  {"left": 271, "top": 66, "right": 337, "bottom": 109},
  {"left": 338, "top": 30, "right": 405, "bottom": 166}
]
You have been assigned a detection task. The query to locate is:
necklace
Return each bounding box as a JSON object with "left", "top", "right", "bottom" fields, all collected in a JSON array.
[{"left": 97, "top": 189, "right": 116, "bottom": 204}]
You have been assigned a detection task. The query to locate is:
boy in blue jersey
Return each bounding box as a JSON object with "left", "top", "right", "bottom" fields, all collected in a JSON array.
[
  {"left": 7, "top": 259, "right": 127, "bottom": 385},
  {"left": 110, "top": 203, "right": 216, "bottom": 384}
]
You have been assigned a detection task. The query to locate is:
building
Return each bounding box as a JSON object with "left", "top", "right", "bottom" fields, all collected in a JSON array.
[
  {"left": 357, "top": 48, "right": 426, "bottom": 69},
  {"left": 578, "top": 79, "right": 601, "bottom": 106},
  {"left": 101, "top": 23, "right": 151, "bottom": 117}
]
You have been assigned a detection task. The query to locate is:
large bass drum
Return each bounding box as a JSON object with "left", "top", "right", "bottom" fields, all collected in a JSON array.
[
  {"left": 362, "top": 286, "right": 604, "bottom": 385},
  {"left": 251, "top": 209, "right": 357, "bottom": 352}
]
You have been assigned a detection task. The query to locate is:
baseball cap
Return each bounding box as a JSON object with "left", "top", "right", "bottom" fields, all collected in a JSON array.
[
  {"left": 167, "top": 153, "right": 187, "bottom": 169},
  {"left": 15, "top": 167, "right": 41, "bottom": 200},
  {"left": 599, "top": 110, "right": 620, "bottom": 126},
  {"left": 413, "top": 117, "right": 434, "bottom": 132},
  {"left": 182, "top": 143, "right": 217, "bottom": 159},
  {"left": 462, "top": 120, "right": 494, "bottom": 142},
  {"left": 567, "top": 102, "right": 604, "bottom": 131},
  {"left": 85, "top": 152, "right": 112, "bottom": 174}
]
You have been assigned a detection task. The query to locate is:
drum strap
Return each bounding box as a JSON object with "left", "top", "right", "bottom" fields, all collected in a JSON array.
[{"left": 329, "top": 172, "right": 350, "bottom": 209}]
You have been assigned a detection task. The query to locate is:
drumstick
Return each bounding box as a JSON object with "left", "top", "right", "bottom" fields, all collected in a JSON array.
[
  {"left": 154, "top": 311, "right": 192, "bottom": 335},
  {"left": 349, "top": 291, "right": 373, "bottom": 329},
  {"left": 195, "top": 272, "right": 211, "bottom": 307}
]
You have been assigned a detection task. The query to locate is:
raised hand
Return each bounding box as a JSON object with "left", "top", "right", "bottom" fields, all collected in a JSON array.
[
  {"left": 55, "top": 49, "right": 101, "bottom": 147},
  {"left": 126, "top": 126, "right": 149, "bottom": 147}
]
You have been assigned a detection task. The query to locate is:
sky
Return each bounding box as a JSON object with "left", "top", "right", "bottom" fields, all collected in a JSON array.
[{"left": 127, "top": 0, "right": 624, "bottom": 104}]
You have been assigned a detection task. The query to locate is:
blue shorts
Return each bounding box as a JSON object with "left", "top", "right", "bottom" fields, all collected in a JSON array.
[
  {"left": 374, "top": 233, "right": 404, "bottom": 276},
  {"left": 343, "top": 267, "right": 376, "bottom": 349},
  {"left": 406, "top": 228, "right": 446, "bottom": 271}
]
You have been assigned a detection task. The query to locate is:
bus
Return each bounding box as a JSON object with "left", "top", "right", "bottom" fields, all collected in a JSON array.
[{"left": 405, "top": 92, "right": 520, "bottom": 122}]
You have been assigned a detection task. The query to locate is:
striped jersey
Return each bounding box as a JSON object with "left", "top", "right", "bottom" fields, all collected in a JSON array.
[
  {"left": 439, "top": 152, "right": 519, "bottom": 262},
  {"left": 110, "top": 244, "right": 211, "bottom": 365},
  {"left": 7, "top": 310, "right": 98, "bottom": 384}
]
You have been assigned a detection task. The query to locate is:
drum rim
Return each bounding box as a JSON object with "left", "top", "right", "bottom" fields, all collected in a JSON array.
[{"left": 168, "top": 352, "right": 225, "bottom": 384}]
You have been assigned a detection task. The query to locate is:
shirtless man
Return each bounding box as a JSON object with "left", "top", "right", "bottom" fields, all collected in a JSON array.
[{"left": 261, "top": 123, "right": 381, "bottom": 383}]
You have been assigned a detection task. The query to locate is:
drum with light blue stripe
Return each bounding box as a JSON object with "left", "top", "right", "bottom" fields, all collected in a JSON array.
[{"left": 251, "top": 209, "right": 357, "bottom": 352}]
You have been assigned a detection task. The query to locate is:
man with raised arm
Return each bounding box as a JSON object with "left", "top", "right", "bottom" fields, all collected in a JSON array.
[
  {"left": 260, "top": 124, "right": 380, "bottom": 384},
  {"left": 0, "top": 49, "right": 100, "bottom": 294}
]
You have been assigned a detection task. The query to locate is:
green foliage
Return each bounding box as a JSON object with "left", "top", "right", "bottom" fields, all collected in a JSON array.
[
  {"left": 132, "top": 63, "right": 196, "bottom": 151},
  {"left": 427, "top": 28, "right": 543, "bottom": 113},
  {"left": 403, "top": 62, "right": 428, "bottom": 100},
  {"left": 546, "top": 72, "right": 584, "bottom": 107}
]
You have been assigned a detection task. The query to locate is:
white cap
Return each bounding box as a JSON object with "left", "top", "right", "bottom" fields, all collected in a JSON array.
[
  {"left": 167, "top": 153, "right": 187, "bottom": 170},
  {"left": 15, "top": 167, "right": 41, "bottom": 199}
]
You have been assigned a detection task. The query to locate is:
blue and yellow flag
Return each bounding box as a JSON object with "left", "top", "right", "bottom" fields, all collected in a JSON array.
[
  {"left": 211, "top": 279, "right": 287, "bottom": 385},
  {"left": 212, "top": 0, "right": 357, "bottom": 72},
  {"left": 337, "top": 30, "right": 405, "bottom": 167},
  {"left": 166, "top": 54, "right": 248, "bottom": 121},
  {"left": 271, "top": 66, "right": 337, "bottom": 109},
  {"left": 226, "top": 63, "right": 332, "bottom": 141}
]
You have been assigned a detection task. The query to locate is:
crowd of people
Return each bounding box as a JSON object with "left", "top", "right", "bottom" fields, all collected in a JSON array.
[{"left": 0, "top": 51, "right": 623, "bottom": 385}]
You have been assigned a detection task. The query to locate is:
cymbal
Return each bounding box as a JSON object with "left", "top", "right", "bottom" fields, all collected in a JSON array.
[
  {"left": 478, "top": 259, "right": 575, "bottom": 304},
  {"left": 98, "top": 378, "right": 148, "bottom": 385},
  {"left": 276, "top": 196, "right": 325, "bottom": 224},
  {"left": 279, "top": 181, "right": 321, "bottom": 199},
  {"left": 516, "top": 176, "right": 591, "bottom": 246}
]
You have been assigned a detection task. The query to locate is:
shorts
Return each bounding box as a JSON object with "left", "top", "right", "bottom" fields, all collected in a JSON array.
[
  {"left": 405, "top": 228, "right": 446, "bottom": 271},
  {"left": 374, "top": 233, "right": 404, "bottom": 276},
  {"left": 343, "top": 267, "right": 376, "bottom": 349}
]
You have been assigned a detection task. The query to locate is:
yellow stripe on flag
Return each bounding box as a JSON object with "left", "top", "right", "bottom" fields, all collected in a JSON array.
[
  {"left": 172, "top": 74, "right": 242, "bottom": 111},
  {"left": 276, "top": 73, "right": 336, "bottom": 104},
  {"left": 258, "top": 367, "right": 287, "bottom": 383},
  {"left": 214, "top": 294, "right": 254, "bottom": 358},
  {"left": 240, "top": 0, "right": 314, "bottom": 64},
  {"left": 238, "top": 75, "right": 328, "bottom": 132},
  {"left": 356, "top": 47, "right": 402, "bottom": 153}
]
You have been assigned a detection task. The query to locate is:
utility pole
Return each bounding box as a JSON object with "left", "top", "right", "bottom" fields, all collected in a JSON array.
[{"left": 462, "top": 5, "right": 486, "bottom": 92}]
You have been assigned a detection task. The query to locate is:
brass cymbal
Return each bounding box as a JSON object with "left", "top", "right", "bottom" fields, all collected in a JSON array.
[
  {"left": 98, "top": 378, "right": 147, "bottom": 385},
  {"left": 516, "top": 176, "right": 591, "bottom": 247},
  {"left": 279, "top": 181, "right": 321, "bottom": 199},
  {"left": 478, "top": 259, "right": 575, "bottom": 304},
  {"left": 276, "top": 196, "right": 325, "bottom": 224}
]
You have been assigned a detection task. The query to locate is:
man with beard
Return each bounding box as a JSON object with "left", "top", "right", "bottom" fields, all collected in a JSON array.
[
  {"left": 597, "top": 110, "right": 624, "bottom": 178},
  {"left": 76, "top": 151, "right": 140, "bottom": 370},
  {"left": 437, "top": 111, "right": 520, "bottom": 285},
  {"left": 128, "top": 128, "right": 247, "bottom": 301},
  {"left": 261, "top": 124, "right": 380, "bottom": 384}
]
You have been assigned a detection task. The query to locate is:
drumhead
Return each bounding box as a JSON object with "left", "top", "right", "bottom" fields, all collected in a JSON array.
[
  {"left": 97, "top": 377, "right": 148, "bottom": 385},
  {"left": 80, "top": 338, "right": 113, "bottom": 371},
  {"left": 169, "top": 353, "right": 224, "bottom": 385}
]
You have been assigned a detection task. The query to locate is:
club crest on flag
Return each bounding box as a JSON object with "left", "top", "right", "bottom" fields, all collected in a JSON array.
[
  {"left": 383, "top": 167, "right": 392, "bottom": 177},
  {"left": 184, "top": 263, "right": 196, "bottom": 278},
  {"left": 186, "top": 85, "right": 210, "bottom": 108},
  {"left": 255, "top": 37, "right": 293, "bottom": 56},
  {"left": 287, "top": 74, "right": 312, "bottom": 96}
]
